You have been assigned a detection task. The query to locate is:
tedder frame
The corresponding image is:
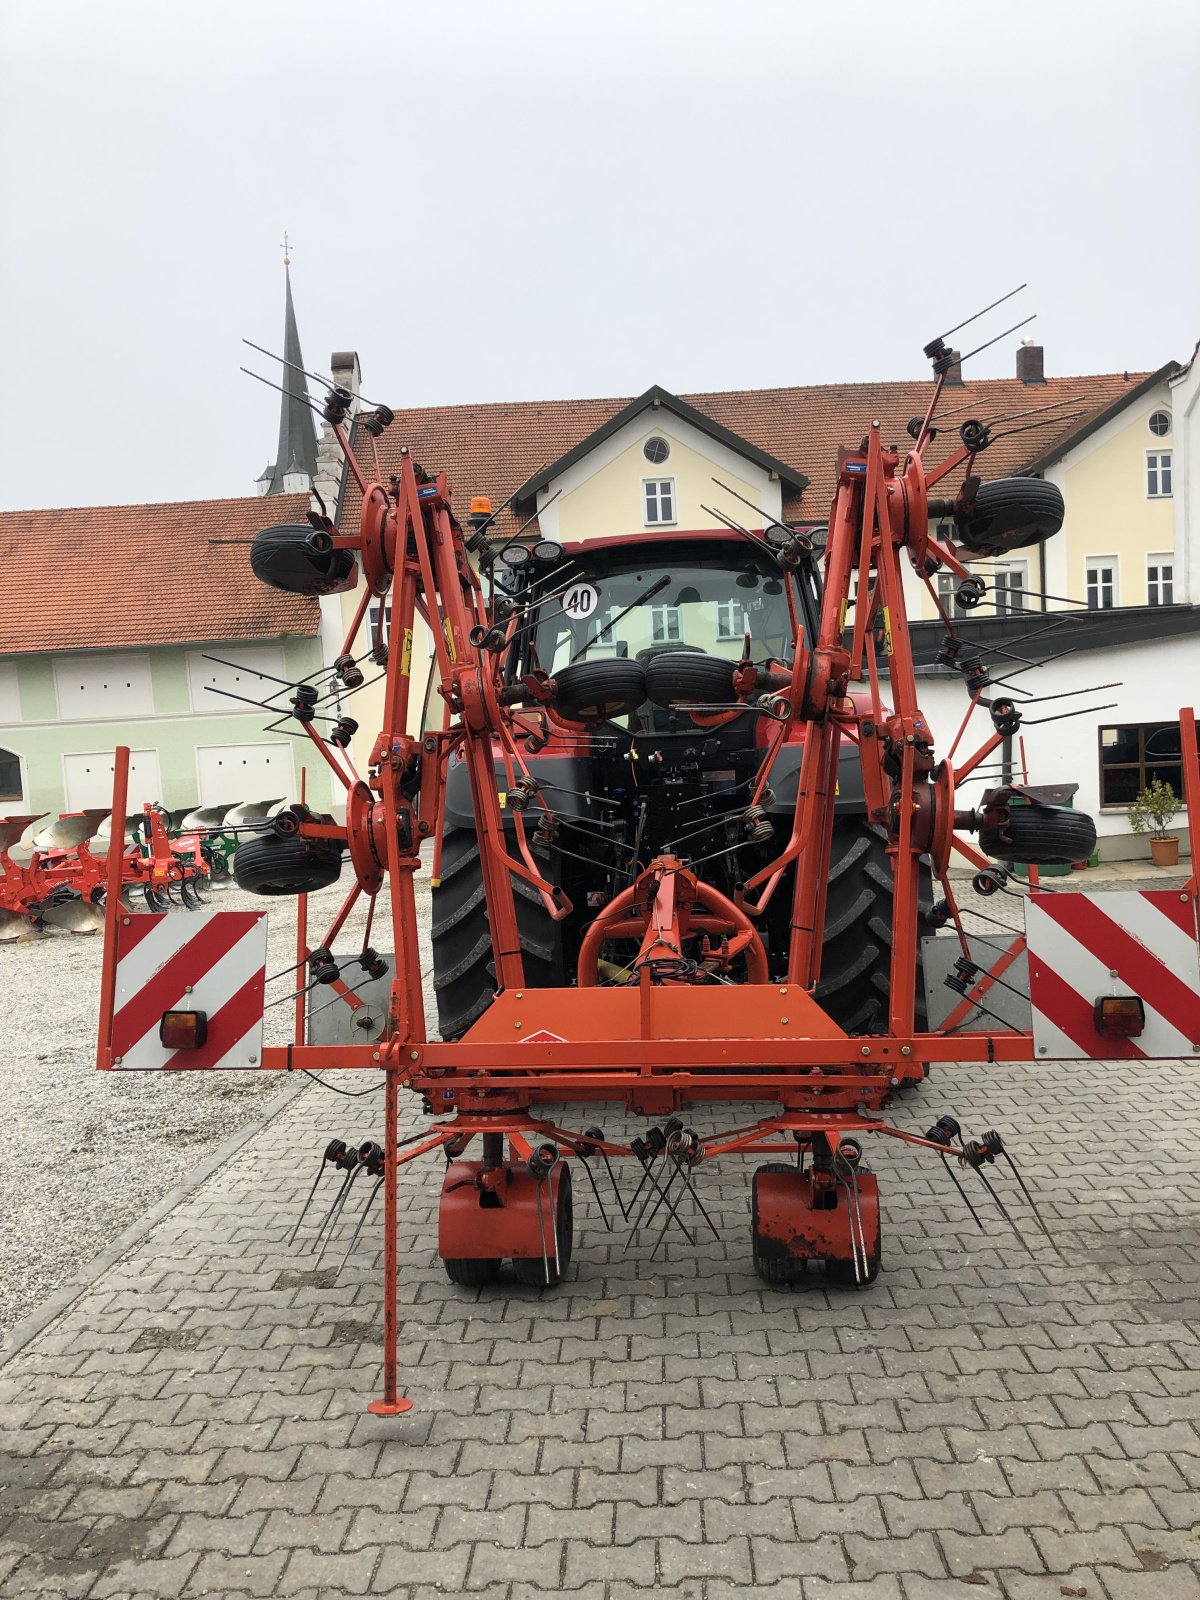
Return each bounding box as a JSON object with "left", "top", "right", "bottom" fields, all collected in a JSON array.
[{"left": 97, "top": 324, "right": 1200, "bottom": 1415}]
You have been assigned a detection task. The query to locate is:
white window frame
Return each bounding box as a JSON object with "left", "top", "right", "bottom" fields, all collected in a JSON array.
[
  {"left": 643, "top": 477, "right": 677, "bottom": 527},
  {"left": 1147, "top": 450, "right": 1173, "bottom": 498},
  {"left": 1147, "top": 553, "right": 1174, "bottom": 607},
  {"left": 650, "top": 605, "right": 681, "bottom": 644},
  {"left": 1148, "top": 410, "right": 1171, "bottom": 438},
  {"left": 1084, "top": 555, "right": 1119, "bottom": 611},
  {"left": 716, "top": 599, "right": 748, "bottom": 642},
  {"left": 0, "top": 745, "right": 27, "bottom": 806}
]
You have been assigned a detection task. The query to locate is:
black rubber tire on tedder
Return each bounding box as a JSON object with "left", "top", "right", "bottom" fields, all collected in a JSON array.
[
  {"left": 233, "top": 828, "right": 343, "bottom": 896},
  {"left": 552, "top": 658, "right": 646, "bottom": 722},
  {"left": 978, "top": 803, "right": 1097, "bottom": 867},
  {"left": 512, "top": 1166, "right": 574, "bottom": 1287},
  {"left": 955, "top": 477, "right": 1065, "bottom": 558},
  {"left": 431, "top": 829, "right": 564, "bottom": 1040},
  {"left": 444, "top": 1255, "right": 503, "bottom": 1287},
  {"left": 815, "top": 820, "right": 934, "bottom": 1035},
  {"left": 644, "top": 650, "right": 738, "bottom": 708}
]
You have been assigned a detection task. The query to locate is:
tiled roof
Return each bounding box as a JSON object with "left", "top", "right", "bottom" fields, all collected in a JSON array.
[
  {"left": 0, "top": 494, "right": 319, "bottom": 655},
  {"left": 340, "top": 369, "right": 1155, "bottom": 538}
]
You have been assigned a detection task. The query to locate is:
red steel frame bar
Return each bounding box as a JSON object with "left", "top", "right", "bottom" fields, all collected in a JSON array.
[{"left": 95, "top": 746, "right": 131, "bottom": 1072}]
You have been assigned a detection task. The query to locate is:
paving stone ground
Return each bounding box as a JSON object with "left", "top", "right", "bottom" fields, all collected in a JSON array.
[{"left": 2, "top": 879, "right": 1199, "bottom": 1598}]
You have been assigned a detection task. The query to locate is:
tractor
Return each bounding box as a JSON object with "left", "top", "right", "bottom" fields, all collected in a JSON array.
[{"left": 430, "top": 524, "right": 935, "bottom": 1042}]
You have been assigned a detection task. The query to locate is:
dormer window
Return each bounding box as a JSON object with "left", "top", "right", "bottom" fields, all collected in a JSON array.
[{"left": 644, "top": 478, "right": 676, "bottom": 526}]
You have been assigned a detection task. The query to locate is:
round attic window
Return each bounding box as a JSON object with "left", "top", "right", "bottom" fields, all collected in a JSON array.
[
  {"left": 1149, "top": 410, "right": 1171, "bottom": 437},
  {"left": 643, "top": 436, "right": 670, "bottom": 464}
]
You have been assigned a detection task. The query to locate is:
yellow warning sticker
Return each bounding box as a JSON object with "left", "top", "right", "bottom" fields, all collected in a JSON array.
[
  {"left": 838, "top": 598, "right": 848, "bottom": 634},
  {"left": 443, "top": 618, "right": 457, "bottom": 663},
  {"left": 882, "top": 605, "right": 894, "bottom": 656},
  {"left": 400, "top": 627, "right": 413, "bottom": 677},
  {"left": 498, "top": 792, "right": 507, "bottom": 808}
]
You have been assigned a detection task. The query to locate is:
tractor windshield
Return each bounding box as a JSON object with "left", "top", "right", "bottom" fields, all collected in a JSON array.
[{"left": 528, "top": 546, "right": 796, "bottom": 675}]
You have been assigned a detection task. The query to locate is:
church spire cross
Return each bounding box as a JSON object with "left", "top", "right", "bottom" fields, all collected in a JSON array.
[{"left": 281, "top": 231, "right": 291, "bottom": 267}]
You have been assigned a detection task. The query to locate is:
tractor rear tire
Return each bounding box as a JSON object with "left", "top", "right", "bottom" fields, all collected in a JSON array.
[
  {"left": 815, "top": 821, "right": 934, "bottom": 1035},
  {"left": 431, "top": 829, "right": 564, "bottom": 1040},
  {"left": 233, "top": 829, "right": 343, "bottom": 896},
  {"left": 751, "top": 1163, "right": 808, "bottom": 1287}
]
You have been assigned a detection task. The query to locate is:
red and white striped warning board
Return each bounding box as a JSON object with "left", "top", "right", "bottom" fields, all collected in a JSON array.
[
  {"left": 109, "top": 911, "right": 268, "bottom": 1070},
  {"left": 1026, "top": 890, "right": 1200, "bottom": 1059}
]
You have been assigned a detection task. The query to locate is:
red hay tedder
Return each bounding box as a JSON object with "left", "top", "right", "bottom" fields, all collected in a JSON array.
[{"left": 97, "top": 308, "right": 1200, "bottom": 1415}]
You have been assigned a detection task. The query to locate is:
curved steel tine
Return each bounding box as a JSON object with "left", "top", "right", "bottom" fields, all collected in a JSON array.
[
  {"left": 576, "top": 1155, "right": 612, "bottom": 1232},
  {"left": 341, "top": 1176, "right": 384, "bottom": 1265}
]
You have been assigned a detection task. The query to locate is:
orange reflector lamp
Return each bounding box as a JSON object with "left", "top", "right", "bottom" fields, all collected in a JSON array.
[
  {"left": 1093, "top": 995, "right": 1145, "bottom": 1040},
  {"left": 470, "top": 496, "right": 492, "bottom": 516},
  {"left": 159, "top": 1009, "right": 208, "bottom": 1049}
]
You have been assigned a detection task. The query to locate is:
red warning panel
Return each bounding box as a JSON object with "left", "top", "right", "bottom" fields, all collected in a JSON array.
[
  {"left": 106, "top": 911, "right": 268, "bottom": 1070},
  {"left": 1026, "top": 890, "right": 1200, "bottom": 1059}
]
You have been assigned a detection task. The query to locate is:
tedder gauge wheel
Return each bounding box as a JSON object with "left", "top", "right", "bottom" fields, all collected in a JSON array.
[
  {"left": 551, "top": 658, "right": 647, "bottom": 722},
  {"left": 443, "top": 1256, "right": 502, "bottom": 1287},
  {"left": 234, "top": 831, "right": 343, "bottom": 896},
  {"left": 512, "top": 1165, "right": 574, "bottom": 1287},
  {"left": 644, "top": 650, "right": 738, "bottom": 708},
  {"left": 977, "top": 804, "right": 1097, "bottom": 867},
  {"left": 751, "top": 1163, "right": 809, "bottom": 1287}
]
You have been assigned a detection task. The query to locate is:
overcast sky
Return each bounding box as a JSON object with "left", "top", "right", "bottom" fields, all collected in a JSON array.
[{"left": 2, "top": 0, "right": 1197, "bottom": 511}]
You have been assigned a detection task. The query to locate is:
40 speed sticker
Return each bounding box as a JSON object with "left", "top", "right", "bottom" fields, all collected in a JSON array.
[{"left": 563, "top": 583, "right": 599, "bottom": 619}]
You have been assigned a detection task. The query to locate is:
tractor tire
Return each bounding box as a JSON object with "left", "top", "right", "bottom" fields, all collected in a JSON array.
[
  {"left": 512, "top": 1167, "right": 574, "bottom": 1287},
  {"left": 233, "top": 829, "right": 343, "bottom": 896},
  {"left": 431, "top": 829, "right": 564, "bottom": 1040},
  {"left": 815, "top": 821, "right": 934, "bottom": 1035},
  {"left": 443, "top": 1256, "right": 503, "bottom": 1287},
  {"left": 978, "top": 803, "right": 1097, "bottom": 867},
  {"left": 751, "top": 1162, "right": 808, "bottom": 1287},
  {"left": 956, "top": 476, "right": 1065, "bottom": 558},
  {"left": 644, "top": 651, "right": 738, "bottom": 708},
  {"left": 552, "top": 658, "right": 646, "bottom": 722}
]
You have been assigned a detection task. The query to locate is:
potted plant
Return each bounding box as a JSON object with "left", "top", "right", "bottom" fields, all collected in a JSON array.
[{"left": 1128, "top": 777, "right": 1182, "bottom": 867}]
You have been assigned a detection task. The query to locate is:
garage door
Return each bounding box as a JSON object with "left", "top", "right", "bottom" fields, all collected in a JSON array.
[
  {"left": 64, "top": 749, "right": 162, "bottom": 811},
  {"left": 196, "top": 742, "right": 295, "bottom": 807}
]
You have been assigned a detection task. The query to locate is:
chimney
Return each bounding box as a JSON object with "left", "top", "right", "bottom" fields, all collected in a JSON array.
[
  {"left": 941, "top": 349, "right": 963, "bottom": 386},
  {"left": 313, "top": 350, "right": 363, "bottom": 514},
  {"left": 1016, "top": 340, "right": 1045, "bottom": 384}
]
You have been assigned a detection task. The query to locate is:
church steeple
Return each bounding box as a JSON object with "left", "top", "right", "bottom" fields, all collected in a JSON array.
[{"left": 257, "top": 242, "right": 319, "bottom": 496}]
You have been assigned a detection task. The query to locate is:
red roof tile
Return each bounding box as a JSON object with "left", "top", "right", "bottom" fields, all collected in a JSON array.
[
  {"left": 340, "top": 371, "right": 1154, "bottom": 537},
  {"left": 0, "top": 495, "right": 319, "bottom": 655}
]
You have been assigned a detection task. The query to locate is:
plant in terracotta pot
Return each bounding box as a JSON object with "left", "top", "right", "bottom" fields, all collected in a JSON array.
[{"left": 1128, "top": 777, "right": 1182, "bottom": 867}]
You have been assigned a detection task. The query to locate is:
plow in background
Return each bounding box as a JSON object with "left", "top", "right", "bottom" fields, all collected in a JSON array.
[
  {"left": 0, "top": 799, "right": 283, "bottom": 938},
  {"left": 97, "top": 287, "right": 1200, "bottom": 1416}
]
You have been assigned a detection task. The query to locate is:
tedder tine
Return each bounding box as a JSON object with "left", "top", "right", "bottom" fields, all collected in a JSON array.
[
  {"left": 584, "top": 1127, "right": 629, "bottom": 1221},
  {"left": 290, "top": 1140, "right": 348, "bottom": 1246},
  {"left": 926, "top": 1116, "right": 985, "bottom": 1231},
  {"left": 573, "top": 1133, "right": 613, "bottom": 1233}
]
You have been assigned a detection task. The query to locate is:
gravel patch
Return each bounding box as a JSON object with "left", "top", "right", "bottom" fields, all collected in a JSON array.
[{"left": 0, "top": 871, "right": 436, "bottom": 1342}]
